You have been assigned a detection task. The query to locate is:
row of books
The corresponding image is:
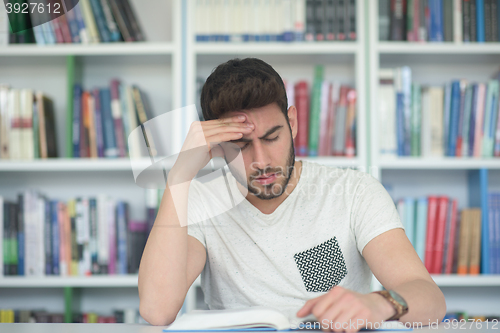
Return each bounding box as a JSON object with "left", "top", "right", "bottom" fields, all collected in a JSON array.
[
  {"left": 0, "top": 192, "right": 151, "bottom": 276},
  {"left": 0, "top": 308, "right": 145, "bottom": 324},
  {"left": 195, "top": 0, "right": 357, "bottom": 42},
  {"left": 397, "top": 193, "right": 500, "bottom": 275},
  {"left": 378, "top": 67, "right": 500, "bottom": 157},
  {"left": 72, "top": 81, "right": 152, "bottom": 159},
  {"left": 380, "top": 0, "right": 500, "bottom": 42},
  {"left": 0, "top": 87, "right": 57, "bottom": 160},
  {"left": 3, "top": 0, "right": 145, "bottom": 45},
  {"left": 286, "top": 66, "right": 357, "bottom": 157}
]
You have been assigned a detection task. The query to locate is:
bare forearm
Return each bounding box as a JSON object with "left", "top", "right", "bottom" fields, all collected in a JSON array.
[
  {"left": 391, "top": 278, "right": 447, "bottom": 326},
  {"left": 138, "top": 183, "right": 190, "bottom": 325}
]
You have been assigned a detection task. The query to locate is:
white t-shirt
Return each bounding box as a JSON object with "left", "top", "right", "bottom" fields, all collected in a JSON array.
[{"left": 187, "top": 160, "right": 404, "bottom": 322}]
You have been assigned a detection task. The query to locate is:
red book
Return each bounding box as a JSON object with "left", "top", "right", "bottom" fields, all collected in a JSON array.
[
  {"left": 58, "top": 15, "right": 73, "bottom": 43},
  {"left": 110, "top": 80, "right": 127, "bottom": 157},
  {"left": 432, "top": 196, "right": 450, "bottom": 274},
  {"left": 444, "top": 199, "right": 458, "bottom": 274},
  {"left": 294, "top": 81, "right": 309, "bottom": 157},
  {"left": 50, "top": 16, "right": 64, "bottom": 43},
  {"left": 424, "top": 196, "right": 439, "bottom": 273}
]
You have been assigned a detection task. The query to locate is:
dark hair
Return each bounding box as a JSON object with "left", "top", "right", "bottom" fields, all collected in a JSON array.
[{"left": 200, "top": 58, "right": 288, "bottom": 121}]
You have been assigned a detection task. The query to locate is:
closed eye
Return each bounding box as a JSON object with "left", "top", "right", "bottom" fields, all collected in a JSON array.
[
  {"left": 238, "top": 136, "right": 279, "bottom": 151},
  {"left": 264, "top": 136, "right": 279, "bottom": 142}
]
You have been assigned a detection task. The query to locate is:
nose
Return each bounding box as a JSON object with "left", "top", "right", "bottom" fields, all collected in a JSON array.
[{"left": 250, "top": 140, "right": 272, "bottom": 172}]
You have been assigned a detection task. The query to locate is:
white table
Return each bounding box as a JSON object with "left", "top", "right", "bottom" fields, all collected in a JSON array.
[{"left": 0, "top": 323, "right": 500, "bottom": 332}]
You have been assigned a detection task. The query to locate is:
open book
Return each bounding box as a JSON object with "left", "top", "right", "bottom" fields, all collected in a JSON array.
[{"left": 163, "top": 307, "right": 413, "bottom": 331}]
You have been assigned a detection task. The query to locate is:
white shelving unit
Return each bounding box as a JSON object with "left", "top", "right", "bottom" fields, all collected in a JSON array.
[
  {"left": 0, "top": 0, "right": 182, "bottom": 319},
  {"left": 368, "top": 0, "right": 500, "bottom": 316}
]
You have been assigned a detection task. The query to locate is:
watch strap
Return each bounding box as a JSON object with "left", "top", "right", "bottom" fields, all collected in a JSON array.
[{"left": 373, "top": 290, "right": 408, "bottom": 321}]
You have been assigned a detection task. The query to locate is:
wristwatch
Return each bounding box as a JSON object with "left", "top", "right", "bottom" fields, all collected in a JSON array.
[{"left": 373, "top": 290, "right": 409, "bottom": 321}]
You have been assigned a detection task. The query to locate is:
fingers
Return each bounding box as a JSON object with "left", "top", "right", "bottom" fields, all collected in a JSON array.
[
  {"left": 310, "top": 287, "right": 345, "bottom": 320},
  {"left": 297, "top": 296, "right": 323, "bottom": 317},
  {"left": 202, "top": 122, "right": 254, "bottom": 138}
]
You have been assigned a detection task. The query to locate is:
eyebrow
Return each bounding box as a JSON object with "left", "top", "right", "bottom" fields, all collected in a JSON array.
[{"left": 231, "top": 125, "right": 283, "bottom": 143}]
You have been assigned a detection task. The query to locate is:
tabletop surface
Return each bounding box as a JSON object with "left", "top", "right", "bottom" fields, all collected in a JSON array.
[{"left": 0, "top": 323, "right": 500, "bottom": 333}]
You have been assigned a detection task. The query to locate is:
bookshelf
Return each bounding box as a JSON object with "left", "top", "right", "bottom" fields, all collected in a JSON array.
[
  {"left": 2, "top": 0, "right": 499, "bottom": 324},
  {"left": 368, "top": 0, "right": 500, "bottom": 317},
  {"left": 0, "top": 0, "right": 183, "bottom": 322}
]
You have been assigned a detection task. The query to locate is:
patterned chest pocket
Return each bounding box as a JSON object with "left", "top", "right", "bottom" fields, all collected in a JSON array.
[{"left": 293, "top": 237, "right": 348, "bottom": 292}]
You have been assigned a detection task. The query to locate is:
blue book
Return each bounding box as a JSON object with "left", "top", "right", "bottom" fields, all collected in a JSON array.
[
  {"left": 51, "top": 200, "right": 60, "bottom": 276},
  {"left": 404, "top": 197, "right": 416, "bottom": 247},
  {"left": 448, "top": 81, "right": 461, "bottom": 156},
  {"left": 65, "top": 6, "right": 81, "bottom": 43},
  {"left": 100, "top": 89, "right": 119, "bottom": 158},
  {"left": 493, "top": 193, "right": 500, "bottom": 274},
  {"left": 73, "top": 1, "right": 88, "bottom": 43},
  {"left": 116, "top": 202, "right": 128, "bottom": 275},
  {"left": 443, "top": 83, "right": 452, "bottom": 154},
  {"left": 429, "top": 0, "right": 444, "bottom": 41},
  {"left": 396, "top": 92, "right": 405, "bottom": 156},
  {"left": 44, "top": 197, "right": 52, "bottom": 275},
  {"left": 89, "top": 0, "right": 111, "bottom": 43},
  {"left": 92, "top": 89, "right": 105, "bottom": 158},
  {"left": 476, "top": 0, "right": 485, "bottom": 42},
  {"left": 415, "top": 197, "right": 428, "bottom": 263},
  {"left": 73, "top": 85, "right": 82, "bottom": 158}
]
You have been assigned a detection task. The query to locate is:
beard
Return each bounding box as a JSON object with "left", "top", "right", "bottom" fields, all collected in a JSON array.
[{"left": 246, "top": 137, "right": 296, "bottom": 200}]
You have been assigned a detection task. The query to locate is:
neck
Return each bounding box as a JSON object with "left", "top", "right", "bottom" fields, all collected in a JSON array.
[{"left": 240, "top": 160, "right": 303, "bottom": 215}]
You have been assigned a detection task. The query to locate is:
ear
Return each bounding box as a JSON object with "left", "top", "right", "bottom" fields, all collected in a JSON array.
[{"left": 287, "top": 105, "right": 298, "bottom": 140}]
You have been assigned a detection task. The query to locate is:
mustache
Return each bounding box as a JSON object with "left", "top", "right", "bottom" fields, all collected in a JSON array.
[{"left": 250, "top": 168, "right": 285, "bottom": 180}]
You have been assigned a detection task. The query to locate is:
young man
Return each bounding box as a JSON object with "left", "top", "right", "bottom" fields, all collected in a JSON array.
[{"left": 138, "top": 58, "right": 446, "bottom": 331}]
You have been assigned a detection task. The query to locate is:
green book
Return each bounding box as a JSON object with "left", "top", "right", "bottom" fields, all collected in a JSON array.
[
  {"left": 482, "top": 80, "right": 499, "bottom": 157},
  {"left": 410, "top": 83, "right": 421, "bottom": 156},
  {"left": 307, "top": 65, "right": 324, "bottom": 156},
  {"left": 407, "top": 0, "right": 414, "bottom": 40},
  {"left": 461, "top": 85, "right": 473, "bottom": 157},
  {"left": 64, "top": 287, "right": 73, "bottom": 323}
]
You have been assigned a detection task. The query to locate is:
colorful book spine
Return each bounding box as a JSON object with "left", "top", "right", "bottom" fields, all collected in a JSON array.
[
  {"left": 425, "top": 196, "right": 439, "bottom": 273},
  {"left": 415, "top": 197, "right": 428, "bottom": 263},
  {"left": 51, "top": 200, "right": 60, "bottom": 275},
  {"left": 433, "top": 196, "right": 449, "bottom": 274},
  {"left": 99, "top": 89, "right": 118, "bottom": 158},
  {"left": 17, "top": 194, "right": 24, "bottom": 276},
  {"left": 429, "top": 0, "right": 444, "bottom": 41},
  {"left": 448, "top": 81, "right": 461, "bottom": 156},
  {"left": 110, "top": 80, "right": 127, "bottom": 158},
  {"left": 308, "top": 65, "right": 324, "bottom": 156},
  {"left": 473, "top": 83, "right": 486, "bottom": 157},
  {"left": 89, "top": 0, "right": 111, "bottom": 42},
  {"left": 476, "top": 0, "right": 486, "bottom": 41},
  {"left": 294, "top": 81, "right": 309, "bottom": 156},
  {"left": 92, "top": 89, "right": 105, "bottom": 158}
]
